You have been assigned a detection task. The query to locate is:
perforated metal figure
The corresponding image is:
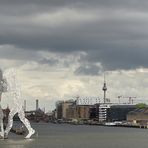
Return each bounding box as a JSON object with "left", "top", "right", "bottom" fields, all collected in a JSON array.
[
  {"left": 4, "top": 68, "right": 35, "bottom": 139},
  {"left": 0, "top": 69, "right": 7, "bottom": 138},
  {"left": 0, "top": 69, "right": 4, "bottom": 138}
]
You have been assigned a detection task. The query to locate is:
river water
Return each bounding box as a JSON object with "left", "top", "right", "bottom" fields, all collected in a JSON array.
[{"left": 0, "top": 122, "right": 148, "bottom": 148}]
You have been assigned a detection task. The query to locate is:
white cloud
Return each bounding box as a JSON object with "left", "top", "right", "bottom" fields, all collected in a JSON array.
[
  {"left": 1, "top": 48, "right": 148, "bottom": 111},
  {"left": 31, "top": 8, "right": 98, "bottom": 27}
]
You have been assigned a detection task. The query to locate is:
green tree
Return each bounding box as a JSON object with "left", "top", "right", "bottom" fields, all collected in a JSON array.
[{"left": 136, "top": 103, "right": 147, "bottom": 109}]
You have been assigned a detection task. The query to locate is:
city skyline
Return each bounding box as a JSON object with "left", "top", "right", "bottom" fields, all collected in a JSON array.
[{"left": 1, "top": 0, "right": 148, "bottom": 110}]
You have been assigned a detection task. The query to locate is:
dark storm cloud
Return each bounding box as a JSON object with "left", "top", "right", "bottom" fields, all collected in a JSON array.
[
  {"left": 0, "top": 46, "right": 41, "bottom": 61},
  {"left": 39, "top": 58, "right": 59, "bottom": 66},
  {"left": 0, "top": 0, "right": 148, "bottom": 74},
  {"left": 74, "top": 63, "right": 102, "bottom": 76}
]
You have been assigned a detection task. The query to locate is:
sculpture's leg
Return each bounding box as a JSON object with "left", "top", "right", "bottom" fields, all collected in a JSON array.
[
  {"left": 18, "top": 108, "right": 35, "bottom": 139},
  {"left": 0, "top": 105, "right": 4, "bottom": 138},
  {"left": 4, "top": 108, "right": 17, "bottom": 138},
  {"left": 0, "top": 120, "right": 4, "bottom": 138}
]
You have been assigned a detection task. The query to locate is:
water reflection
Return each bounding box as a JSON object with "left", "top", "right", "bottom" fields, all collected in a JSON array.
[
  {"left": 1, "top": 123, "right": 148, "bottom": 148},
  {"left": 2, "top": 139, "right": 35, "bottom": 148}
]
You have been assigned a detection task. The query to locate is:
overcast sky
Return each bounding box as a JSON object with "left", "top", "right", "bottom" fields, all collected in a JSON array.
[{"left": 1, "top": 0, "right": 148, "bottom": 111}]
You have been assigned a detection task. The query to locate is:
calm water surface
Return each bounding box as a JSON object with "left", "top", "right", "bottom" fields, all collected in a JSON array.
[{"left": 0, "top": 122, "right": 148, "bottom": 148}]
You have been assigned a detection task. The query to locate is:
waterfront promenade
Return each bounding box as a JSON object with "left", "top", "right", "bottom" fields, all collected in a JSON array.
[{"left": 0, "top": 122, "right": 148, "bottom": 148}]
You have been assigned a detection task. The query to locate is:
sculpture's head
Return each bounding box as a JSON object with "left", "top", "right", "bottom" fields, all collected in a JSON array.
[
  {"left": 0, "top": 69, "right": 3, "bottom": 94},
  {"left": 4, "top": 68, "right": 16, "bottom": 80},
  {"left": 0, "top": 69, "right": 8, "bottom": 93},
  {"left": 0, "top": 69, "right": 3, "bottom": 80}
]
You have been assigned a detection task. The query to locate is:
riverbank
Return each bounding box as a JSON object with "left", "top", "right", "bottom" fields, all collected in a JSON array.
[{"left": 51, "top": 119, "right": 148, "bottom": 129}]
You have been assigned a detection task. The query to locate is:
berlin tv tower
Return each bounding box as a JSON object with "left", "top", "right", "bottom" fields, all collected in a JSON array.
[{"left": 102, "top": 73, "right": 107, "bottom": 104}]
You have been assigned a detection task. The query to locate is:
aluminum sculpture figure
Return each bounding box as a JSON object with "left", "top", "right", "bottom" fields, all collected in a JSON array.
[
  {"left": 0, "top": 69, "right": 4, "bottom": 138},
  {"left": 4, "top": 68, "right": 35, "bottom": 139},
  {"left": 0, "top": 69, "right": 7, "bottom": 138}
]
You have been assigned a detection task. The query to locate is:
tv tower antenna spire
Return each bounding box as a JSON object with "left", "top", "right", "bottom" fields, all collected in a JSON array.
[{"left": 102, "top": 72, "right": 107, "bottom": 104}]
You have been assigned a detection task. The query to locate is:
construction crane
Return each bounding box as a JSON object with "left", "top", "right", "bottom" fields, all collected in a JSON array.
[{"left": 117, "top": 96, "right": 137, "bottom": 104}]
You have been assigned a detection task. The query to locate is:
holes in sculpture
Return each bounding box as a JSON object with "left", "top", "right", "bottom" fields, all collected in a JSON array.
[{"left": 0, "top": 68, "right": 35, "bottom": 139}]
